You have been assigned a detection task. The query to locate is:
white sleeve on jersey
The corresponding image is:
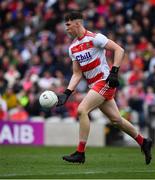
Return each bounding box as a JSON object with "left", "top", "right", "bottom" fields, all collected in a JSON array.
[
  {"left": 93, "top": 33, "right": 109, "bottom": 48},
  {"left": 69, "top": 47, "right": 76, "bottom": 61}
]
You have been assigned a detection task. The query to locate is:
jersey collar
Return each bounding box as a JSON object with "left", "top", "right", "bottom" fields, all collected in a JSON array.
[{"left": 78, "top": 30, "right": 87, "bottom": 40}]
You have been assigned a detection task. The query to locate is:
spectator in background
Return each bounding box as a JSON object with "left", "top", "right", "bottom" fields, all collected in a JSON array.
[
  {"left": 38, "top": 70, "right": 61, "bottom": 90},
  {"left": 145, "top": 65, "right": 155, "bottom": 92},
  {"left": 13, "top": 49, "right": 29, "bottom": 79},
  {"left": 4, "top": 64, "right": 20, "bottom": 88},
  {"left": 0, "top": 0, "right": 154, "bottom": 128},
  {"left": 28, "top": 54, "right": 42, "bottom": 75},
  {"left": 0, "top": 45, "right": 6, "bottom": 63},
  {"left": 0, "top": 94, "right": 8, "bottom": 121},
  {"left": 128, "top": 84, "right": 145, "bottom": 129},
  {"left": 2, "top": 87, "right": 19, "bottom": 110},
  {"left": 145, "top": 87, "right": 155, "bottom": 106},
  {"left": 40, "top": 51, "right": 56, "bottom": 76},
  {"left": 25, "top": 92, "right": 41, "bottom": 117},
  {"left": 0, "top": 70, "right": 8, "bottom": 95},
  {"left": 1, "top": 55, "right": 10, "bottom": 72},
  {"left": 128, "top": 65, "right": 144, "bottom": 85},
  {"left": 149, "top": 51, "right": 155, "bottom": 73},
  {"left": 21, "top": 73, "right": 33, "bottom": 92}
]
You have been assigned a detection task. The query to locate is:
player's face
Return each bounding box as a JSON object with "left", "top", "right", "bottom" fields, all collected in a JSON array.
[{"left": 65, "top": 20, "right": 77, "bottom": 38}]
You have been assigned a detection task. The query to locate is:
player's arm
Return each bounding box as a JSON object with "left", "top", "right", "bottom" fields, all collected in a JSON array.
[
  {"left": 104, "top": 40, "right": 125, "bottom": 68},
  {"left": 67, "top": 60, "right": 82, "bottom": 91},
  {"left": 104, "top": 40, "right": 125, "bottom": 87},
  {"left": 57, "top": 61, "right": 82, "bottom": 106}
]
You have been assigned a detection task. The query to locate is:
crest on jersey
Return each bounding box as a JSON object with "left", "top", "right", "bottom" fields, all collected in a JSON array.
[{"left": 71, "top": 41, "right": 93, "bottom": 54}]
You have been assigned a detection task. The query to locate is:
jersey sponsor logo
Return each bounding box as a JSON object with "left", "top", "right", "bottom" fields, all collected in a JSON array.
[
  {"left": 71, "top": 41, "right": 93, "bottom": 54},
  {"left": 76, "top": 52, "right": 92, "bottom": 62}
]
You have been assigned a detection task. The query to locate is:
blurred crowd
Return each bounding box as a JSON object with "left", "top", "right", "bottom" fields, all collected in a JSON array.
[{"left": 0, "top": 0, "right": 155, "bottom": 129}]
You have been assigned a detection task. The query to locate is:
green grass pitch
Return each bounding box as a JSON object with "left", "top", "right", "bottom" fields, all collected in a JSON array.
[{"left": 0, "top": 146, "right": 155, "bottom": 179}]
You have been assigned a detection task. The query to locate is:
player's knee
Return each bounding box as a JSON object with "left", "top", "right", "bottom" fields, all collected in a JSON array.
[{"left": 77, "top": 107, "right": 88, "bottom": 117}]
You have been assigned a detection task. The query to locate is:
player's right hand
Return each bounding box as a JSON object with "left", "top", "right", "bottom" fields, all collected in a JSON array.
[
  {"left": 106, "top": 66, "right": 120, "bottom": 88},
  {"left": 56, "top": 89, "right": 73, "bottom": 106}
]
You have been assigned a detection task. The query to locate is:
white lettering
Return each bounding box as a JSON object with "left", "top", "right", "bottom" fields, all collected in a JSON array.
[
  {"left": 0, "top": 125, "right": 13, "bottom": 143},
  {"left": 21, "top": 125, "right": 34, "bottom": 144},
  {"left": 0, "top": 124, "right": 35, "bottom": 144},
  {"left": 14, "top": 125, "right": 19, "bottom": 143}
]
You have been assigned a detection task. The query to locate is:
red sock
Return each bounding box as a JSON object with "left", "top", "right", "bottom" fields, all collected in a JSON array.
[
  {"left": 77, "top": 141, "right": 86, "bottom": 152},
  {"left": 135, "top": 134, "right": 144, "bottom": 146}
]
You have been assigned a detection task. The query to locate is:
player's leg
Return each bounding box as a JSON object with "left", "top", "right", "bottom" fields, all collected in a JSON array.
[
  {"left": 99, "top": 99, "right": 152, "bottom": 164},
  {"left": 99, "top": 99, "right": 138, "bottom": 138},
  {"left": 62, "top": 89, "right": 105, "bottom": 163},
  {"left": 77, "top": 90, "right": 105, "bottom": 147}
]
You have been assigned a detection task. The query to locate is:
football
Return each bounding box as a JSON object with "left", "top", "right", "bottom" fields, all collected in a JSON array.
[{"left": 39, "top": 90, "right": 58, "bottom": 108}]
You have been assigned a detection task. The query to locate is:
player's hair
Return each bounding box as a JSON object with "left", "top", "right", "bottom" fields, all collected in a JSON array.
[{"left": 64, "top": 11, "right": 83, "bottom": 21}]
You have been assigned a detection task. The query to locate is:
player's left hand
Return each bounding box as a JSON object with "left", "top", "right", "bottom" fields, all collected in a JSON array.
[
  {"left": 56, "top": 89, "right": 73, "bottom": 106},
  {"left": 106, "top": 66, "right": 120, "bottom": 88}
]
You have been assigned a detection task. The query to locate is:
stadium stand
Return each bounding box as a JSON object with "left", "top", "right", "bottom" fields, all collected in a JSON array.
[{"left": 0, "top": 0, "right": 155, "bottom": 133}]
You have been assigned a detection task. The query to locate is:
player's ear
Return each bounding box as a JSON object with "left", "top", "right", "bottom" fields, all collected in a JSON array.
[
  {"left": 75, "top": 21, "right": 78, "bottom": 27},
  {"left": 75, "top": 20, "right": 81, "bottom": 27}
]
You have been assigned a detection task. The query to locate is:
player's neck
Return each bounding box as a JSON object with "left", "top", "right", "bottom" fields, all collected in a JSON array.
[{"left": 77, "top": 26, "right": 87, "bottom": 39}]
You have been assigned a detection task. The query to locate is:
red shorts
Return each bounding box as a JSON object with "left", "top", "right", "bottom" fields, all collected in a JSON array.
[{"left": 91, "top": 80, "right": 116, "bottom": 100}]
